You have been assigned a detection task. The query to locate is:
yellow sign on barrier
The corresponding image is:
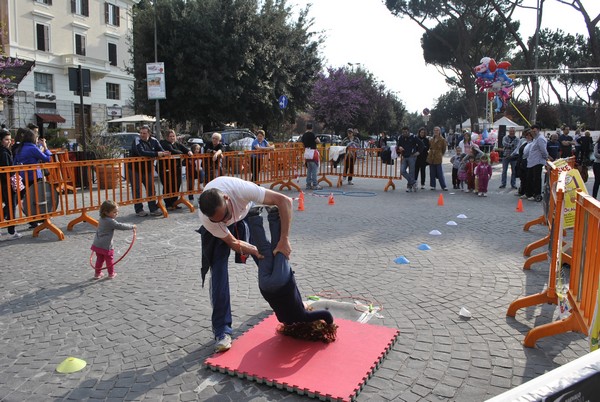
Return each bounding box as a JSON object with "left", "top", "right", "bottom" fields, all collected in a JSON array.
[{"left": 562, "top": 169, "right": 588, "bottom": 229}]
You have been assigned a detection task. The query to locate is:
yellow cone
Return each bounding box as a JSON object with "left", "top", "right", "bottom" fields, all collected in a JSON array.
[{"left": 56, "top": 357, "right": 87, "bottom": 374}]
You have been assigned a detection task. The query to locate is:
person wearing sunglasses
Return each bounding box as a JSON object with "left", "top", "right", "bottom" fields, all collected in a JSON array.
[{"left": 197, "top": 176, "right": 292, "bottom": 352}]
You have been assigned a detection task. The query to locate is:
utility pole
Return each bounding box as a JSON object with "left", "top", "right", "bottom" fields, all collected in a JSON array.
[
  {"left": 153, "top": 0, "right": 161, "bottom": 138},
  {"left": 530, "top": 0, "right": 545, "bottom": 125}
]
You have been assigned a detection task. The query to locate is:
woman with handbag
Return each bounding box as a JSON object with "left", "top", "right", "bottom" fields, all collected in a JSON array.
[
  {"left": 13, "top": 127, "right": 52, "bottom": 229},
  {"left": 1, "top": 129, "right": 23, "bottom": 240}
]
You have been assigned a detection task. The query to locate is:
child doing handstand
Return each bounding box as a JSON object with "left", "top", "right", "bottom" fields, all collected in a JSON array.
[
  {"left": 91, "top": 200, "right": 136, "bottom": 279},
  {"left": 247, "top": 207, "right": 336, "bottom": 342}
]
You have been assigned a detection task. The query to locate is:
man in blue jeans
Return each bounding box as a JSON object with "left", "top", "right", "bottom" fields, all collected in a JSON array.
[
  {"left": 396, "top": 127, "right": 424, "bottom": 192},
  {"left": 499, "top": 127, "right": 519, "bottom": 189},
  {"left": 198, "top": 176, "right": 293, "bottom": 352},
  {"left": 301, "top": 123, "right": 322, "bottom": 190}
]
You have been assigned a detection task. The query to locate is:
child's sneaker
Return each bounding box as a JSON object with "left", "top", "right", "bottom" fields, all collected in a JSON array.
[
  {"left": 108, "top": 273, "right": 117, "bottom": 279},
  {"left": 94, "top": 272, "right": 104, "bottom": 280},
  {"left": 483, "top": 193, "right": 488, "bottom": 197}
]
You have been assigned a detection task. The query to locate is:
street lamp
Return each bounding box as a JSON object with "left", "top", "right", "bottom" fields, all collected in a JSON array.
[{"left": 153, "top": 0, "right": 161, "bottom": 137}]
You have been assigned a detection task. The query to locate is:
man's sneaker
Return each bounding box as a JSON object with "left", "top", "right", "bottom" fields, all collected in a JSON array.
[
  {"left": 511, "top": 186, "right": 518, "bottom": 190},
  {"left": 136, "top": 210, "right": 149, "bottom": 217},
  {"left": 313, "top": 185, "right": 323, "bottom": 190},
  {"left": 406, "top": 187, "right": 412, "bottom": 193},
  {"left": 214, "top": 334, "right": 232, "bottom": 352},
  {"left": 499, "top": 185, "right": 506, "bottom": 189},
  {"left": 347, "top": 181, "right": 354, "bottom": 185},
  {"left": 527, "top": 197, "right": 536, "bottom": 201},
  {"left": 6, "top": 232, "right": 22, "bottom": 241},
  {"left": 150, "top": 209, "right": 163, "bottom": 216},
  {"left": 412, "top": 185, "right": 418, "bottom": 192},
  {"left": 520, "top": 194, "right": 528, "bottom": 199},
  {"left": 108, "top": 273, "right": 117, "bottom": 279}
]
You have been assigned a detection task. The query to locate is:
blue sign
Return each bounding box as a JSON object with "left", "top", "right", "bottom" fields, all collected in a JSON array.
[{"left": 278, "top": 95, "right": 288, "bottom": 109}]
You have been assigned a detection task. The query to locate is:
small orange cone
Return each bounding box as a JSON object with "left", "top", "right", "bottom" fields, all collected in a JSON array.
[
  {"left": 299, "top": 192, "right": 305, "bottom": 202},
  {"left": 328, "top": 193, "right": 335, "bottom": 205},
  {"left": 437, "top": 194, "right": 444, "bottom": 206},
  {"left": 298, "top": 197, "right": 305, "bottom": 211},
  {"left": 516, "top": 199, "right": 524, "bottom": 212}
]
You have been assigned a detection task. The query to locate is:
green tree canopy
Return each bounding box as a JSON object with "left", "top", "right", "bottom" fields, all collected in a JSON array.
[{"left": 130, "top": 0, "right": 321, "bottom": 133}]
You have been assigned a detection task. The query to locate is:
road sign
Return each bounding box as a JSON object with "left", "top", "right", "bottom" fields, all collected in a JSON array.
[{"left": 278, "top": 95, "right": 288, "bottom": 109}]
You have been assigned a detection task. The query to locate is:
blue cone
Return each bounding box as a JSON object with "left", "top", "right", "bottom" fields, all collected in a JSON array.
[
  {"left": 394, "top": 256, "right": 410, "bottom": 264},
  {"left": 417, "top": 243, "right": 431, "bottom": 251}
]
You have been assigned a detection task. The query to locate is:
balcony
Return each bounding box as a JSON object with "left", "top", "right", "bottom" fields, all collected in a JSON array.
[{"left": 61, "top": 54, "right": 111, "bottom": 78}]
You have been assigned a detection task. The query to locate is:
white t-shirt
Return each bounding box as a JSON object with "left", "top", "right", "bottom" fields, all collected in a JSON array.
[{"left": 199, "top": 177, "right": 266, "bottom": 238}]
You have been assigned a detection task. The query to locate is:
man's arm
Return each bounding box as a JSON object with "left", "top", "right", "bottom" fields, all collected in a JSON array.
[{"left": 262, "top": 189, "right": 293, "bottom": 258}]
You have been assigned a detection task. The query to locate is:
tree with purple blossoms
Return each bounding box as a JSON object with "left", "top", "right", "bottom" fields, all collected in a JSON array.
[
  {"left": 0, "top": 38, "right": 24, "bottom": 96},
  {"left": 311, "top": 66, "right": 404, "bottom": 135}
]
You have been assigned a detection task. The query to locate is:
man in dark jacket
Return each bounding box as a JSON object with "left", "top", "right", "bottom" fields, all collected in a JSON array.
[
  {"left": 396, "top": 127, "right": 424, "bottom": 192},
  {"left": 129, "top": 125, "right": 169, "bottom": 216},
  {"left": 159, "top": 129, "right": 192, "bottom": 210}
]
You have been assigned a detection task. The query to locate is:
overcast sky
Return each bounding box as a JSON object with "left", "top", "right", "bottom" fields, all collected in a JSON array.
[{"left": 290, "top": 0, "right": 600, "bottom": 113}]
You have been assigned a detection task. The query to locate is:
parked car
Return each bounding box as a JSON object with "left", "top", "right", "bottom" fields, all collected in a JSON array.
[
  {"left": 101, "top": 132, "right": 140, "bottom": 157},
  {"left": 316, "top": 134, "right": 342, "bottom": 145},
  {"left": 187, "top": 137, "right": 205, "bottom": 147},
  {"left": 203, "top": 128, "right": 256, "bottom": 151}
]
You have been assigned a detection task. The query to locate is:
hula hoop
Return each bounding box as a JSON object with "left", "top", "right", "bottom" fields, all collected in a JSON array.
[
  {"left": 342, "top": 191, "right": 377, "bottom": 197},
  {"left": 313, "top": 189, "right": 345, "bottom": 197},
  {"left": 89, "top": 228, "right": 137, "bottom": 270}
]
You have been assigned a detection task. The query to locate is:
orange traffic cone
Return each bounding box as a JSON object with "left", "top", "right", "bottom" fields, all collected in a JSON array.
[
  {"left": 298, "top": 196, "right": 305, "bottom": 211},
  {"left": 328, "top": 193, "right": 335, "bottom": 205},
  {"left": 516, "top": 199, "right": 524, "bottom": 212},
  {"left": 437, "top": 194, "right": 444, "bottom": 206},
  {"left": 299, "top": 192, "right": 305, "bottom": 202}
]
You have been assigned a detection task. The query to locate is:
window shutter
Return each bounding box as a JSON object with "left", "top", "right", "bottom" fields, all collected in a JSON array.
[
  {"left": 104, "top": 3, "right": 109, "bottom": 24},
  {"left": 71, "top": 0, "right": 76, "bottom": 13},
  {"left": 48, "top": 0, "right": 53, "bottom": 5},
  {"left": 36, "top": 24, "right": 46, "bottom": 51},
  {"left": 108, "top": 43, "right": 117, "bottom": 66},
  {"left": 83, "top": 0, "right": 89, "bottom": 16},
  {"left": 115, "top": 6, "right": 120, "bottom": 27}
]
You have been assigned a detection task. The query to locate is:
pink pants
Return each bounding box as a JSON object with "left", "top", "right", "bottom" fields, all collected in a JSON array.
[{"left": 91, "top": 245, "right": 115, "bottom": 276}]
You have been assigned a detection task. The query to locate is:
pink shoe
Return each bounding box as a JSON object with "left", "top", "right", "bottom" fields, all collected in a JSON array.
[
  {"left": 108, "top": 273, "right": 117, "bottom": 279},
  {"left": 94, "top": 272, "right": 104, "bottom": 280}
]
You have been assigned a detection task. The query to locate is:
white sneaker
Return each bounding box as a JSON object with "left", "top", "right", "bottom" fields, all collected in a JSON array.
[
  {"left": 214, "top": 334, "right": 232, "bottom": 352},
  {"left": 136, "top": 210, "right": 149, "bottom": 217},
  {"left": 6, "top": 232, "right": 22, "bottom": 241},
  {"left": 149, "top": 209, "right": 163, "bottom": 216}
]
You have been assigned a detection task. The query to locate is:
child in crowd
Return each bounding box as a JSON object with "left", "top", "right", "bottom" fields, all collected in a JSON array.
[
  {"left": 187, "top": 144, "right": 205, "bottom": 203},
  {"left": 464, "top": 155, "right": 478, "bottom": 192},
  {"left": 450, "top": 147, "right": 464, "bottom": 190},
  {"left": 457, "top": 154, "right": 470, "bottom": 191},
  {"left": 475, "top": 154, "right": 493, "bottom": 197},
  {"left": 91, "top": 200, "right": 136, "bottom": 279}
]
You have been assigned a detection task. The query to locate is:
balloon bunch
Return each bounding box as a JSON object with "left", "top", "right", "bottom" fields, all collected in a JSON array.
[{"left": 474, "top": 57, "right": 514, "bottom": 112}]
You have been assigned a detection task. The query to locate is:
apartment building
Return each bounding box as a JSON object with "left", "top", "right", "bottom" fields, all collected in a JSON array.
[{"left": 0, "top": 0, "right": 139, "bottom": 138}]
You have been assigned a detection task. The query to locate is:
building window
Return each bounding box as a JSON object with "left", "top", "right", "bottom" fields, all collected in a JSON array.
[
  {"left": 108, "top": 43, "right": 117, "bottom": 66},
  {"left": 105, "top": 3, "right": 120, "bottom": 27},
  {"left": 35, "top": 0, "right": 53, "bottom": 5},
  {"left": 71, "top": 0, "right": 89, "bottom": 17},
  {"left": 34, "top": 73, "right": 54, "bottom": 93},
  {"left": 106, "top": 83, "right": 120, "bottom": 100},
  {"left": 36, "top": 23, "right": 50, "bottom": 51},
  {"left": 75, "top": 34, "right": 86, "bottom": 56}
]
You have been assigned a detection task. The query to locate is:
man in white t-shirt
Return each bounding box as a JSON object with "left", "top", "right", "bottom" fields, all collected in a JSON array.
[{"left": 198, "top": 176, "right": 293, "bottom": 352}]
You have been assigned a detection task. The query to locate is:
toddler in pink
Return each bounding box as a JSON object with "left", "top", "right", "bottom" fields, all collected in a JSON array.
[
  {"left": 91, "top": 200, "right": 136, "bottom": 279},
  {"left": 475, "top": 154, "right": 492, "bottom": 197}
]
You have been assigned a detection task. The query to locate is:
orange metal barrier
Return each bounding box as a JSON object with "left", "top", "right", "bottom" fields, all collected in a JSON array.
[
  {"left": 315, "top": 145, "right": 402, "bottom": 191},
  {"left": 522, "top": 161, "right": 573, "bottom": 269},
  {"left": 523, "top": 157, "right": 575, "bottom": 232},
  {"left": 516, "top": 188, "right": 600, "bottom": 347},
  {"left": 2, "top": 146, "right": 411, "bottom": 240},
  {"left": 507, "top": 171, "right": 568, "bottom": 322},
  {"left": 0, "top": 162, "right": 65, "bottom": 239}
]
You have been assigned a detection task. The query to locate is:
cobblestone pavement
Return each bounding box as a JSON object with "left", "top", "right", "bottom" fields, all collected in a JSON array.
[{"left": 0, "top": 160, "right": 594, "bottom": 401}]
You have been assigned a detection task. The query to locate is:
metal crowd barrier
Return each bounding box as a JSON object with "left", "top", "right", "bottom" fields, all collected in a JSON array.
[
  {"left": 2, "top": 146, "right": 408, "bottom": 240},
  {"left": 512, "top": 184, "right": 600, "bottom": 347}
]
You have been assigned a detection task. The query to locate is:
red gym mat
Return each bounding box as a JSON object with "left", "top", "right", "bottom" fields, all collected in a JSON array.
[{"left": 204, "top": 314, "right": 399, "bottom": 401}]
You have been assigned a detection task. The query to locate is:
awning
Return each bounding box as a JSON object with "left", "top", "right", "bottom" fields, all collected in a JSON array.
[{"left": 36, "top": 113, "right": 66, "bottom": 123}]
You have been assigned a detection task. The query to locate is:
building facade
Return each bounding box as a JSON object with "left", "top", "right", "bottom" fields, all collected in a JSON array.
[{"left": 0, "top": 0, "right": 139, "bottom": 139}]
